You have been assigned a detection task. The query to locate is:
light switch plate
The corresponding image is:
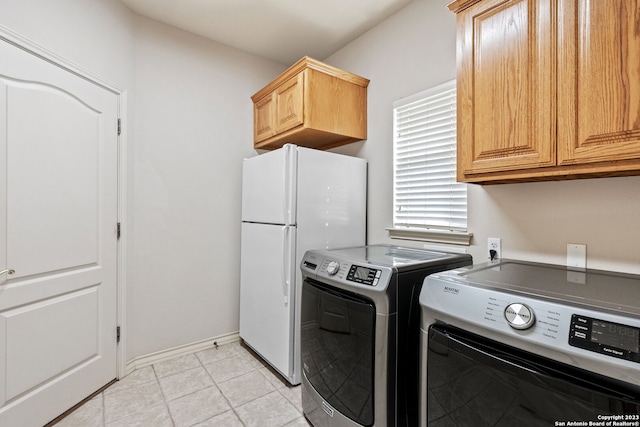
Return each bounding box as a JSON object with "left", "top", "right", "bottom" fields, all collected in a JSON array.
[{"left": 567, "top": 244, "right": 586, "bottom": 269}]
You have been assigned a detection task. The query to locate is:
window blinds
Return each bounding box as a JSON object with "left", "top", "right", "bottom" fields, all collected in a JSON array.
[{"left": 393, "top": 80, "right": 467, "bottom": 231}]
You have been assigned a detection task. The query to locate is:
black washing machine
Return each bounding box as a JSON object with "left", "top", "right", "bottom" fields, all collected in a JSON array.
[{"left": 299, "top": 244, "right": 472, "bottom": 427}]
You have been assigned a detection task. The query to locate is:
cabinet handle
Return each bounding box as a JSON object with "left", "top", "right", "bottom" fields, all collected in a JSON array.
[{"left": 0, "top": 268, "right": 15, "bottom": 275}]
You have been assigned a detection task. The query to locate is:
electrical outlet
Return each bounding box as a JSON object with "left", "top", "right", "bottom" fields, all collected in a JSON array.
[
  {"left": 567, "top": 244, "right": 586, "bottom": 269},
  {"left": 488, "top": 238, "right": 501, "bottom": 260}
]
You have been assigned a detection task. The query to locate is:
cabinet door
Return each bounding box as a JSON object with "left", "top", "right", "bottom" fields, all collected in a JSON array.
[
  {"left": 254, "top": 92, "right": 276, "bottom": 143},
  {"left": 557, "top": 0, "right": 640, "bottom": 165},
  {"left": 275, "top": 72, "right": 304, "bottom": 134},
  {"left": 456, "top": 0, "right": 555, "bottom": 179}
]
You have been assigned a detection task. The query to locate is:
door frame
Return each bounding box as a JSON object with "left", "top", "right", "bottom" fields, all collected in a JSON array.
[{"left": 0, "top": 25, "right": 129, "bottom": 380}]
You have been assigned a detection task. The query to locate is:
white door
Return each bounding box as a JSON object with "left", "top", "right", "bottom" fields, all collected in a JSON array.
[
  {"left": 239, "top": 222, "right": 296, "bottom": 381},
  {"left": 241, "top": 144, "right": 296, "bottom": 225},
  {"left": 0, "top": 40, "right": 119, "bottom": 426}
]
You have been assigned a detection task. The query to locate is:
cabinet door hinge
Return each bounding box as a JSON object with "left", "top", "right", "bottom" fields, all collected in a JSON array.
[
  {"left": 117, "top": 118, "right": 121, "bottom": 136},
  {"left": 116, "top": 326, "right": 121, "bottom": 343},
  {"left": 117, "top": 222, "right": 121, "bottom": 239}
]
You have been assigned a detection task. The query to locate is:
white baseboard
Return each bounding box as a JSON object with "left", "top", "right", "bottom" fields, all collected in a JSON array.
[{"left": 123, "top": 332, "right": 240, "bottom": 377}]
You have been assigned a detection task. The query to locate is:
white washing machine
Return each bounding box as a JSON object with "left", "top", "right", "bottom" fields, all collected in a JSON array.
[{"left": 420, "top": 259, "right": 640, "bottom": 426}]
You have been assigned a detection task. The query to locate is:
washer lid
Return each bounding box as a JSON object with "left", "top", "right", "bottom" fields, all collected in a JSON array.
[
  {"left": 316, "top": 244, "right": 471, "bottom": 271},
  {"left": 435, "top": 259, "right": 640, "bottom": 317}
]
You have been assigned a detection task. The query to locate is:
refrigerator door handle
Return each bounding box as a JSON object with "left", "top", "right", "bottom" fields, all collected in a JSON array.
[{"left": 282, "top": 225, "right": 292, "bottom": 305}]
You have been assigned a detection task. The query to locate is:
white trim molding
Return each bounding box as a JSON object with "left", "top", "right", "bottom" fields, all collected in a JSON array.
[
  {"left": 124, "top": 333, "right": 241, "bottom": 377},
  {"left": 0, "top": 25, "right": 122, "bottom": 94}
]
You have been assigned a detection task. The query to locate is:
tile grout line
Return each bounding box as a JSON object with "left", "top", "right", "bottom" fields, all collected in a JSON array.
[
  {"left": 234, "top": 342, "right": 307, "bottom": 425},
  {"left": 103, "top": 365, "right": 165, "bottom": 425},
  {"left": 151, "top": 363, "right": 177, "bottom": 427},
  {"left": 100, "top": 391, "right": 106, "bottom": 427},
  {"left": 209, "top": 344, "right": 302, "bottom": 426},
  {"left": 194, "top": 347, "right": 249, "bottom": 427}
]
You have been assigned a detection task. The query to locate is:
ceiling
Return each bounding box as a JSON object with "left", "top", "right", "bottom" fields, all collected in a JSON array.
[{"left": 119, "top": 0, "right": 415, "bottom": 65}]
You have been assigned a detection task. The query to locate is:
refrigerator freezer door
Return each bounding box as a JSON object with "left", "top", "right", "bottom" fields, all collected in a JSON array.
[
  {"left": 242, "top": 144, "right": 297, "bottom": 225},
  {"left": 239, "top": 222, "right": 297, "bottom": 381}
]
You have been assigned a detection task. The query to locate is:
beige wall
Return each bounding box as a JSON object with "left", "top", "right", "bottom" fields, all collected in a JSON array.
[
  {"left": 129, "top": 16, "right": 285, "bottom": 358},
  {"left": 326, "top": 0, "right": 640, "bottom": 274},
  {"left": 469, "top": 178, "right": 640, "bottom": 273}
]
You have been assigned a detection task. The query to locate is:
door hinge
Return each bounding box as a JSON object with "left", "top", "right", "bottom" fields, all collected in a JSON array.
[
  {"left": 116, "top": 326, "right": 121, "bottom": 343},
  {"left": 117, "top": 118, "right": 121, "bottom": 136},
  {"left": 117, "top": 222, "right": 121, "bottom": 239}
]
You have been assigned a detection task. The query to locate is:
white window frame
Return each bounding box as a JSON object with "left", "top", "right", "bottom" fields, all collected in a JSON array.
[{"left": 388, "top": 80, "right": 472, "bottom": 245}]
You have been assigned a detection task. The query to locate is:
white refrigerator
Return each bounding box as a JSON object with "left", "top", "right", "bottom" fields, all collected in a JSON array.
[{"left": 239, "top": 144, "right": 367, "bottom": 385}]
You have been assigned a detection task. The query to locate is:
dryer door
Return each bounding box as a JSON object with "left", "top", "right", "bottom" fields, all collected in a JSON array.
[{"left": 301, "top": 279, "right": 376, "bottom": 426}]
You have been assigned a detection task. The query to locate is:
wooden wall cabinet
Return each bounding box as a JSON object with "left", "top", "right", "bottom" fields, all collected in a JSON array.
[
  {"left": 251, "top": 56, "right": 369, "bottom": 151},
  {"left": 448, "top": 0, "right": 640, "bottom": 183}
]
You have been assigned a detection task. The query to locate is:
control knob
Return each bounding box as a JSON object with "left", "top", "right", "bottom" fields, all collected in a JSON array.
[
  {"left": 504, "top": 303, "right": 535, "bottom": 330},
  {"left": 326, "top": 260, "right": 340, "bottom": 276}
]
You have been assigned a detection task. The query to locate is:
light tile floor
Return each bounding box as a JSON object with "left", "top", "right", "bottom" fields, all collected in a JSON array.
[{"left": 55, "top": 341, "right": 311, "bottom": 427}]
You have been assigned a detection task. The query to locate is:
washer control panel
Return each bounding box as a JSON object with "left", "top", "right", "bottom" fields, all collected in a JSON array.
[
  {"left": 569, "top": 314, "right": 640, "bottom": 364},
  {"left": 301, "top": 251, "right": 391, "bottom": 291},
  {"left": 421, "top": 277, "right": 640, "bottom": 372},
  {"left": 422, "top": 262, "right": 640, "bottom": 386}
]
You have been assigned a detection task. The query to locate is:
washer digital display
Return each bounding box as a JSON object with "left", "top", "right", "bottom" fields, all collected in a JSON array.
[
  {"left": 354, "top": 266, "right": 373, "bottom": 280},
  {"left": 347, "top": 265, "right": 380, "bottom": 286},
  {"left": 569, "top": 314, "right": 640, "bottom": 363},
  {"left": 591, "top": 319, "right": 639, "bottom": 353}
]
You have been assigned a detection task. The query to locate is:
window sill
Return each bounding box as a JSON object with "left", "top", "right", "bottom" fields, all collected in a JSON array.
[{"left": 386, "top": 227, "right": 473, "bottom": 246}]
